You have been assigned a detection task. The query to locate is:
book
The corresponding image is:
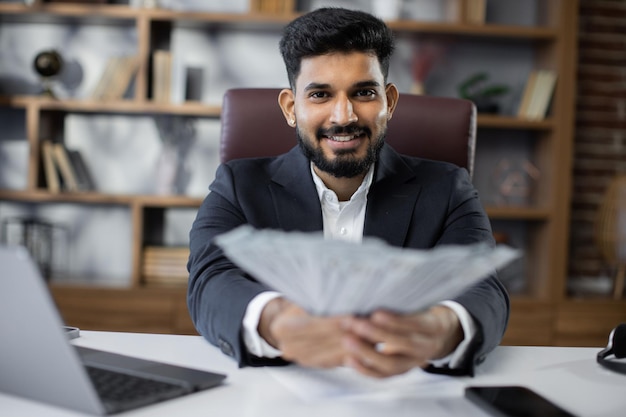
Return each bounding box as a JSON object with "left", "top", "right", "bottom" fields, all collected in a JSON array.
[
  {"left": 142, "top": 246, "right": 190, "bottom": 286},
  {"left": 66, "top": 149, "right": 96, "bottom": 191},
  {"left": 518, "top": 70, "right": 557, "bottom": 120},
  {"left": 103, "top": 55, "right": 141, "bottom": 100},
  {"left": 516, "top": 70, "right": 538, "bottom": 118},
  {"left": 91, "top": 56, "right": 123, "bottom": 100},
  {"left": 277, "top": 0, "right": 295, "bottom": 13},
  {"left": 184, "top": 66, "right": 204, "bottom": 102},
  {"left": 527, "top": 70, "right": 557, "bottom": 120},
  {"left": 251, "top": 0, "right": 292, "bottom": 13},
  {"left": 249, "top": 0, "right": 262, "bottom": 12},
  {"left": 152, "top": 50, "right": 172, "bottom": 103},
  {"left": 41, "top": 141, "right": 60, "bottom": 193},
  {"left": 91, "top": 55, "right": 140, "bottom": 101},
  {"left": 51, "top": 143, "right": 79, "bottom": 192},
  {"left": 465, "top": 0, "right": 487, "bottom": 24}
]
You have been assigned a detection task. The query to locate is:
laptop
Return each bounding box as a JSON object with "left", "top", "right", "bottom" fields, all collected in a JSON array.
[{"left": 0, "top": 245, "right": 226, "bottom": 415}]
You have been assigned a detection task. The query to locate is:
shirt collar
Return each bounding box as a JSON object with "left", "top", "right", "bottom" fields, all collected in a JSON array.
[{"left": 310, "top": 162, "right": 375, "bottom": 203}]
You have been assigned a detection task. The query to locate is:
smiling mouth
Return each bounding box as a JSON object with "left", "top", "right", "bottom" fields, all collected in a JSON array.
[
  {"left": 318, "top": 125, "right": 369, "bottom": 143},
  {"left": 327, "top": 133, "right": 363, "bottom": 142}
]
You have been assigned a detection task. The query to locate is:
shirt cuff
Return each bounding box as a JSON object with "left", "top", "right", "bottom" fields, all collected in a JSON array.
[
  {"left": 242, "top": 291, "right": 283, "bottom": 358},
  {"left": 429, "top": 300, "right": 477, "bottom": 369}
]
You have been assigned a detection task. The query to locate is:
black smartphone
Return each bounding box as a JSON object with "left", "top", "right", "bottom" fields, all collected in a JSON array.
[{"left": 465, "top": 386, "right": 578, "bottom": 417}]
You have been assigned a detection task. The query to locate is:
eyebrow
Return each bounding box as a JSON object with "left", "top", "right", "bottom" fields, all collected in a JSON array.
[{"left": 303, "top": 80, "right": 382, "bottom": 92}]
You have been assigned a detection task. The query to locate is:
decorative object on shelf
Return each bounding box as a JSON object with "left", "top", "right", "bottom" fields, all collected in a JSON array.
[
  {"left": 0, "top": 217, "right": 68, "bottom": 281},
  {"left": 594, "top": 174, "right": 626, "bottom": 299},
  {"left": 56, "top": 57, "right": 84, "bottom": 98},
  {"left": 371, "top": 0, "right": 402, "bottom": 21},
  {"left": 163, "top": 0, "right": 251, "bottom": 13},
  {"left": 130, "top": 0, "right": 160, "bottom": 7},
  {"left": 567, "top": 275, "right": 614, "bottom": 298},
  {"left": 491, "top": 158, "right": 540, "bottom": 206},
  {"left": 33, "top": 49, "right": 63, "bottom": 98},
  {"left": 154, "top": 115, "right": 197, "bottom": 195},
  {"left": 458, "top": 72, "right": 509, "bottom": 114},
  {"left": 184, "top": 66, "right": 203, "bottom": 102},
  {"left": 410, "top": 41, "right": 447, "bottom": 95}
]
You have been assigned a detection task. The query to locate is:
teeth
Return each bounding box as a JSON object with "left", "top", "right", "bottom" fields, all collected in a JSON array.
[{"left": 330, "top": 134, "right": 358, "bottom": 142}]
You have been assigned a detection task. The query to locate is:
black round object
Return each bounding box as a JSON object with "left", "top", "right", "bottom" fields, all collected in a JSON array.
[{"left": 33, "top": 50, "right": 63, "bottom": 78}]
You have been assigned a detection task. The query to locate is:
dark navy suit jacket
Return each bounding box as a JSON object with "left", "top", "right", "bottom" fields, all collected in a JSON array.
[{"left": 187, "top": 143, "right": 509, "bottom": 376}]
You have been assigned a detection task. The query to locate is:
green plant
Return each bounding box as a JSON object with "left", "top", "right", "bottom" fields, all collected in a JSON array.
[{"left": 458, "top": 72, "right": 510, "bottom": 113}]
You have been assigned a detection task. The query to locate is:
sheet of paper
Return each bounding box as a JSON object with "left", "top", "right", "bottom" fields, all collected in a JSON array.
[
  {"left": 265, "top": 364, "right": 464, "bottom": 402},
  {"left": 215, "top": 225, "right": 520, "bottom": 316}
]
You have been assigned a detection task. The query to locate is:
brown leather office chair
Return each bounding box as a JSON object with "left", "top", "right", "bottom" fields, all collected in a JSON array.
[{"left": 219, "top": 88, "right": 476, "bottom": 177}]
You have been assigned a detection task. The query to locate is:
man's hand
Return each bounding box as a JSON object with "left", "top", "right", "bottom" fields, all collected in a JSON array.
[
  {"left": 341, "top": 305, "right": 464, "bottom": 378},
  {"left": 258, "top": 300, "right": 463, "bottom": 377},
  {"left": 258, "top": 297, "right": 354, "bottom": 368}
]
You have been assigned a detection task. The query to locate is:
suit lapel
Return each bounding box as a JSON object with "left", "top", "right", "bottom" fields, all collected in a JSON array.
[
  {"left": 265, "top": 145, "right": 421, "bottom": 242},
  {"left": 364, "top": 145, "right": 422, "bottom": 246},
  {"left": 268, "top": 147, "right": 324, "bottom": 232}
]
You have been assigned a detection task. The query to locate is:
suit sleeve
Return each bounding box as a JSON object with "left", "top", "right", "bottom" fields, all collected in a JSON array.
[
  {"left": 431, "top": 167, "right": 510, "bottom": 376},
  {"left": 187, "top": 163, "right": 288, "bottom": 367}
]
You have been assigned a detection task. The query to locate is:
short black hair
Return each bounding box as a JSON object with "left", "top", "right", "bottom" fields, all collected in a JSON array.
[{"left": 279, "top": 7, "right": 395, "bottom": 89}]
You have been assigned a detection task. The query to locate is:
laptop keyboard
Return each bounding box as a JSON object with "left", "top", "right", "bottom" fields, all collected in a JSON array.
[{"left": 86, "top": 366, "right": 190, "bottom": 412}]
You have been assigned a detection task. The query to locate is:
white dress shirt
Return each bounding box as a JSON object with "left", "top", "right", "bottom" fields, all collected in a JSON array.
[{"left": 242, "top": 163, "right": 476, "bottom": 367}]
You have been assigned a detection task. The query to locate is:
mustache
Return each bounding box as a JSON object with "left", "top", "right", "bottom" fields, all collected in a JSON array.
[{"left": 316, "top": 124, "right": 370, "bottom": 138}]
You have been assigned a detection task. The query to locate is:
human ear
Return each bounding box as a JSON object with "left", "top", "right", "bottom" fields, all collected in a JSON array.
[
  {"left": 385, "top": 83, "right": 400, "bottom": 121},
  {"left": 278, "top": 88, "right": 296, "bottom": 127}
]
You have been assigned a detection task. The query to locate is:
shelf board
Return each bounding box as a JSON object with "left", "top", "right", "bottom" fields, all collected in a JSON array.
[
  {"left": 0, "top": 189, "right": 203, "bottom": 207},
  {"left": 0, "top": 189, "right": 552, "bottom": 220},
  {"left": 146, "top": 8, "right": 295, "bottom": 26},
  {"left": 0, "top": 4, "right": 557, "bottom": 40},
  {"left": 0, "top": 96, "right": 222, "bottom": 117},
  {"left": 136, "top": 195, "right": 204, "bottom": 207},
  {"left": 477, "top": 114, "right": 554, "bottom": 130},
  {"left": 0, "top": 3, "right": 292, "bottom": 24},
  {"left": 559, "top": 298, "right": 626, "bottom": 309},
  {"left": 51, "top": 281, "right": 188, "bottom": 294},
  {"left": 1, "top": 96, "right": 554, "bottom": 129},
  {"left": 0, "top": 3, "right": 136, "bottom": 19},
  {"left": 388, "top": 20, "right": 557, "bottom": 40},
  {"left": 510, "top": 296, "right": 553, "bottom": 305},
  {"left": 485, "top": 206, "right": 551, "bottom": 220}
]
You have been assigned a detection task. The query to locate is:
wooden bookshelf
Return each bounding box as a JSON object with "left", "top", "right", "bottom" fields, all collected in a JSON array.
[{"left": 0, "top": 1, "right": 591, "bottom": 343}]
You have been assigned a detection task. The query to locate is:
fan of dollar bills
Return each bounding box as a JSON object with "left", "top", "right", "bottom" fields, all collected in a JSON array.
[{"left": 215, "top": 225, "right": 519, "bottom": 316}]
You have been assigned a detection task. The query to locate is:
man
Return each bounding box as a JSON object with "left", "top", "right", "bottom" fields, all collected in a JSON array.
[{"left": 187, "top": 7, "right": 509, "bottom": 378}]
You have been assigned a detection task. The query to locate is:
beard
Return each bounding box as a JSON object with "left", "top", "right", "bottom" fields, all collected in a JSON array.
[{"left": 296, "top": 124, "right": 385, "bottom": 178}]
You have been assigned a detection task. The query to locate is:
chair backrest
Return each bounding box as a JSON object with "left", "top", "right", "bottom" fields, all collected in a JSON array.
[{"left": 219, "top": 88, "right": 476, "bottom": 177}]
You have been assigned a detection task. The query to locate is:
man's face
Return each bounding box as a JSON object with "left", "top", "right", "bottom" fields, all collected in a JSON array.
[{"left": 288, "top": 52, "right": 396, "bottom": 178}]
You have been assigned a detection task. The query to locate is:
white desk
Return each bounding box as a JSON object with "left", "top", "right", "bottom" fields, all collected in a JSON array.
[{"left": 1, "top": 331, "right": 625, "bottom": 417}]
